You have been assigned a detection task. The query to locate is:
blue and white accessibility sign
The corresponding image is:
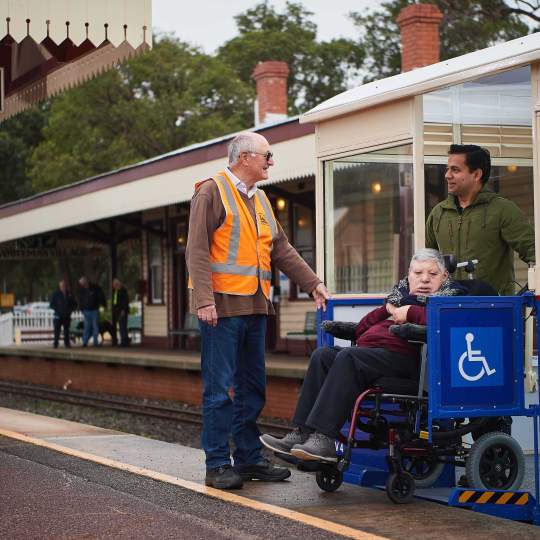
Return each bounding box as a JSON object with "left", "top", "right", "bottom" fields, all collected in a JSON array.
[{"left": 450, "top": 327, "right": 504, "bottom": 388}]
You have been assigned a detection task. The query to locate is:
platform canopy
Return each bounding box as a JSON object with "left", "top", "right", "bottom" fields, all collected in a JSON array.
[
  {"left": 0, "top": 119, "right": 315, "bottom": 244},
  {"left": 0, "top": 0, "right": 152, "bottom": 121}
]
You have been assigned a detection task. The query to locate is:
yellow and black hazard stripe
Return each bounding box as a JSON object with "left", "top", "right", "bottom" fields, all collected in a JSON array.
[{"left": 458, "top": 490, "right": 529, "bottom": 506}]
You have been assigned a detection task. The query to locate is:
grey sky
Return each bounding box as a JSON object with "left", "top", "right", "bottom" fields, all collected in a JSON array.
[{"left": 152, "top": 0, "right": 380, "bottom": 52}]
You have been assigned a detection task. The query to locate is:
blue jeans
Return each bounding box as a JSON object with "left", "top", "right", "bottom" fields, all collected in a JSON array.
[
  {"left": 199, "top": 315, "right": 267, "bottom": 469},
  {"left": 82, "top": 309, "right": 99, "bottom": 345}
]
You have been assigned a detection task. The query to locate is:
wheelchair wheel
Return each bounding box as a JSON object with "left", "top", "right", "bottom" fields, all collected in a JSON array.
[
  {"left": 466, "top": 431, "right": 525, "bottom": 491},
  {"left": 316, "top": 467, "right": 343, "bottom": 492},
  {"left": 401, "top": 455, "right": 445, "bottom": 488},
  {"left": 385, "top": 472, "right": 415, "bottom": 504}
]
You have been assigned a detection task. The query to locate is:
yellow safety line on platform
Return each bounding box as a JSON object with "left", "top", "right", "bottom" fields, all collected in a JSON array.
[{"left": 0, "top": 428, "right": 387, "bottom": 540}]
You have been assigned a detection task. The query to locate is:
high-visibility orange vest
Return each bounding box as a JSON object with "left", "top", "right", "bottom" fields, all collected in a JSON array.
[{"left": 190, "top": 170, "right": 278, "bottom": 298}]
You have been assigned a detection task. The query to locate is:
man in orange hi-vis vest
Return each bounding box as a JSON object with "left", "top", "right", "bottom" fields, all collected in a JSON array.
[{"left": 187, "top": 132, "right": 329, "bottom": 490}]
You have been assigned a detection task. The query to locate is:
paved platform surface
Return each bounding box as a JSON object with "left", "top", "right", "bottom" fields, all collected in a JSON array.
[
  {"left": 1, "top": 407, "right": 540, "bottom": 539},
  {"left": 0, "top": 345, "right": 309, "bottom": 379}
]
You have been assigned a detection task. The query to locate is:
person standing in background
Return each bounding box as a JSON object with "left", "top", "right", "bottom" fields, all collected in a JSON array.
[
  {"left": 78, "top": 276, "right": 106, "bottom": 347},
  {"left": 111, "top": 278, "right": 130, "bottom": 347},
  {"left": 49, "top": 279, "right": 77, "bottom": 348}
]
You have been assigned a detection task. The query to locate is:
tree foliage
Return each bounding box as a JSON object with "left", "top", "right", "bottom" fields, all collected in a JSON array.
[
  {"left": 218, "top": 1, "right": 364, "bottom": 112},
  {"left": 28, "top": 36, "right": 253, "bottom": 192},
  {"left": 0, "top": 106, "right": 49, "bottom": 205},
  {"left": 351, "top": 0, "right": 534, "bottom": 82}
]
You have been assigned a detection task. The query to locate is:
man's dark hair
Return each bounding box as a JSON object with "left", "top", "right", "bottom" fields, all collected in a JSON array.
[{"left": 448, "top": 144, "right": 491, "bottom": 184}]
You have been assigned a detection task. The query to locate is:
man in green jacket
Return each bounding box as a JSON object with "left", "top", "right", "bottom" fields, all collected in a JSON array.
[{"left": 426, "top": 144, "right": 534, "bottom": 295}]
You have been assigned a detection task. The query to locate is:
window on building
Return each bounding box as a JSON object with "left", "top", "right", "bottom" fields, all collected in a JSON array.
[
  {"left": 423, "top": 66, "right": 534, "bottom": 288},
  {"left": 324, "top": 144, "right": 414, "bottom": 294},
  {"left": 293, "top": 203, "right": 315, "bottom": 298},
  {"left": 148, "top": 232, "right": 163, "bottom": 303}
]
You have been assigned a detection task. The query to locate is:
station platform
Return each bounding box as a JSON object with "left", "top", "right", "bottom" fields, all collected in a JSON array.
[
  {"left": 1, "top": 406, "right": 539, "bottom": 539},
  {"left": 0, "top": 345, "right": 307, "bottom": 419}
]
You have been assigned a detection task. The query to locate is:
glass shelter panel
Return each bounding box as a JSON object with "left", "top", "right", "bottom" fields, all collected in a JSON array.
[
  {"left": 423, "top": 66, "right": 533, "bottom": 290},
  {"left": 324, "top": 145, "right": 413, "bottom": 294}
]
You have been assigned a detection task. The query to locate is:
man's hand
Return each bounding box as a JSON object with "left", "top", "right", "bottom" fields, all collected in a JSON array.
[
  {"left": 390, "top": 305, "right": 410, "bottom": 325},
  {"left": 311, "top": 283, "right": 329, "bottom": 311},
  {"left": 197, "top": 304, "right": 218, "bottom": 327}
]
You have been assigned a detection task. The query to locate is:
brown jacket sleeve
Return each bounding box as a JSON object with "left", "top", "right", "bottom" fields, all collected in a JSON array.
[
  {"left": 185, "top": 181, "right": 224, "bottom": 310},
  {"left": 271, "top": 222, "right": 321, "bottom": 294}
]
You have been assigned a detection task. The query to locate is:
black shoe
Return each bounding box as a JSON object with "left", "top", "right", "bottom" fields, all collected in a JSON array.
[
  {"left": 234, "top": 459, "right": 291, "bottom": 481},
  {"left": 260, "top": 428, "right": 310, "bottom": 456},
  {"left": 205, "top": 465, "right": 243, "bottom": 489},
  {"left": 53, "top": 343, "right": 58, "bottom": 349},
  {"left": 82, "top": 343, "right": 88, "bottom": 348}
]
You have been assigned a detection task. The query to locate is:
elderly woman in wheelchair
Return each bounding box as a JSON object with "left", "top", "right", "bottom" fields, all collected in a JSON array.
[{"left": 261, "top": 248, "right": 525, "bottom": 503}]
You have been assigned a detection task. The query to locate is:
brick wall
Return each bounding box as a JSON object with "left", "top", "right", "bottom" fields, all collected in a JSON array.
[{"left": 0, "top": 355, "right": 301, "bottom": 420}]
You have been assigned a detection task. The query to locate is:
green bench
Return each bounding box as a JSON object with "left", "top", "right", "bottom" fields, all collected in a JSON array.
[
  {"left": 170, "top": 313, "right": 200, "bottom": 349},
  {"left": 127, "top": 315, "right": 142, "bottom": 343},
  {"left": 286, "top": 311, "right": 317, "bottom": 354}
]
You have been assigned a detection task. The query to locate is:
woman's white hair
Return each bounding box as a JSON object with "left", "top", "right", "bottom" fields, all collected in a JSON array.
[
  {"left": 409, "top": 248, "right": 446, "bottom": 273},
  {"left": 228, "top": 133, "right": 258, "bottom": 164}
]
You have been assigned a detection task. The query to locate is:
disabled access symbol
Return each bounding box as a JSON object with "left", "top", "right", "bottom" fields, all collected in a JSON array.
[
  {"left": 450, "top": 327, "right": 503, "bottom": 388},
  {"left": 458, "top": 332, "right": 496, "bottom": 382}
]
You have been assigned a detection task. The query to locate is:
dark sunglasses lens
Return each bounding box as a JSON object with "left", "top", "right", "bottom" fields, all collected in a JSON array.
[{"left": 266, "top": 152, "right": 273, "bottom": 160}]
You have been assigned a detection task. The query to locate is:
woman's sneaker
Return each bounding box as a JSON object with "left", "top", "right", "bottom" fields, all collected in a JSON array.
[
  {"left": 260, "top": 428, "right": 310, "bottom": 455},
  {"left": 290, "top": 432, "right": 337, "bottom": 462}
]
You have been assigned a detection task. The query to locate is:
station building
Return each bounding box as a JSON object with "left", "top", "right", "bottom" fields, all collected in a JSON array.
[
  {"left": 0, "top": 60, "right": 318, "bottom": 354},
  {"left": 0, "top": 4, "right": 538, "bottom": 359}
]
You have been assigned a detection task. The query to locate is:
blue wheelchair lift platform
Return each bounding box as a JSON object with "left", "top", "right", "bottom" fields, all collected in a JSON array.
[{"left": 322, "top": 295, "right": 540, "bottom": 525}]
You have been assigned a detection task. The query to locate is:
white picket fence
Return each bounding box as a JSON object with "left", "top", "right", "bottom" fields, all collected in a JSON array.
[
  {"left": 0, "top": 312, "right": 14, "bottom": 345},
  {"left": 10, "top": 310, "right": 84, "bottom": 344}
]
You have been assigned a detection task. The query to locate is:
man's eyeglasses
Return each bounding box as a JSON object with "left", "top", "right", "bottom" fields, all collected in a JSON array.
[{"left": 249, "top": 151, "right": 274, "bottom": 161}]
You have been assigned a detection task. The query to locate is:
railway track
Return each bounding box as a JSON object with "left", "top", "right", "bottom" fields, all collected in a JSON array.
[{"left": 0, "top": 380, "right": 291, "bottom": 435}]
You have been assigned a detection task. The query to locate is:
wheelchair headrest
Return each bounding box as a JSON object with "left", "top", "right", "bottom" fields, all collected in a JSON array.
[{"left": 443, "top": 254, "right": 457, "bottom": 274}]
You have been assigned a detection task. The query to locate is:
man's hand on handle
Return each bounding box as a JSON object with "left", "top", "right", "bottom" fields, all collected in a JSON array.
[
  {"left": 312, "top": 283, "right": 329, "bottom": 311},
  {"left": 197, "top": 304, "right": 218, "bottom": 327}
]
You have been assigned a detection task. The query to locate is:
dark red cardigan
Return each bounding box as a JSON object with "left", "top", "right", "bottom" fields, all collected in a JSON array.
[{"left": 353, "top": 305, "right": 426, "bottom": 358}]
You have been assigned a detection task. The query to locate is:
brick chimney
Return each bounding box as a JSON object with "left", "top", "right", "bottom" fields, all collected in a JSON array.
[
  {"left": 396, "top": 3, "right": 443, "bottom": 72},
  {"left": 252, "top": 61, "right": 289, "bottom": 126}
]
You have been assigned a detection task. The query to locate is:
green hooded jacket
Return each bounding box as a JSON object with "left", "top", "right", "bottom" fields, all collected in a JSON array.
[{"left": 425, "top": 187, "right": 535, "bottom": 295}]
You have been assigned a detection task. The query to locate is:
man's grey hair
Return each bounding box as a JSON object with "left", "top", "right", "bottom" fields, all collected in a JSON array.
[
  {"left": 228, "top": 133, "right": 257, "bottom": 164},
  {"left": 409, "top": 248, "right": 446, "bottom": 273}
]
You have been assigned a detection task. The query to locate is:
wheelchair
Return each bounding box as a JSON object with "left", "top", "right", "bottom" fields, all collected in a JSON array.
[{"left": 281, "top": 258, "right": 529, "bottom": 504}]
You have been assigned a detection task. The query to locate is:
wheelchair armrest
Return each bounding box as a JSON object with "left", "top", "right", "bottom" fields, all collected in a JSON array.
[
  {"left": 320, "top": 320, "right": 357, "bottom": 342},
  {"left": 389, "top": 323, "right": 427, "bottom": 343}
]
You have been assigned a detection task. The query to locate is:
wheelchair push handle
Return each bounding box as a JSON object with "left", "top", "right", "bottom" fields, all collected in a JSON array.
[{"left": 444, "top": 254, "right": 478, "bottom": 279}]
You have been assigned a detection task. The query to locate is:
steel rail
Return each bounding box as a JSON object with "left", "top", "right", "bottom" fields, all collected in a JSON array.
[{"left": 0, "top": 380, "right": 291, "bottom": 434}]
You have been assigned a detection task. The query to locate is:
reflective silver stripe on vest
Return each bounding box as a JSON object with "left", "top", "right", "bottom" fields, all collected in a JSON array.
[
  {"left": 210, "top": 263, "right": 258, "bottom": 276},
  {"left": 215, "top": 174, "right": 241, "bottom": 265},
  {"left": 259, "top": 270, "right": 272, "bottom": 281},
  {"left": 256, "top": 191, "right": 277, "bottom": 239}
]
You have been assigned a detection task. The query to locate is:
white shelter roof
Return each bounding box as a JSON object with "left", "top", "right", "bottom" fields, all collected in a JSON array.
[{"left": 301, "top": 32, "right": 540, "bottom": 124}]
